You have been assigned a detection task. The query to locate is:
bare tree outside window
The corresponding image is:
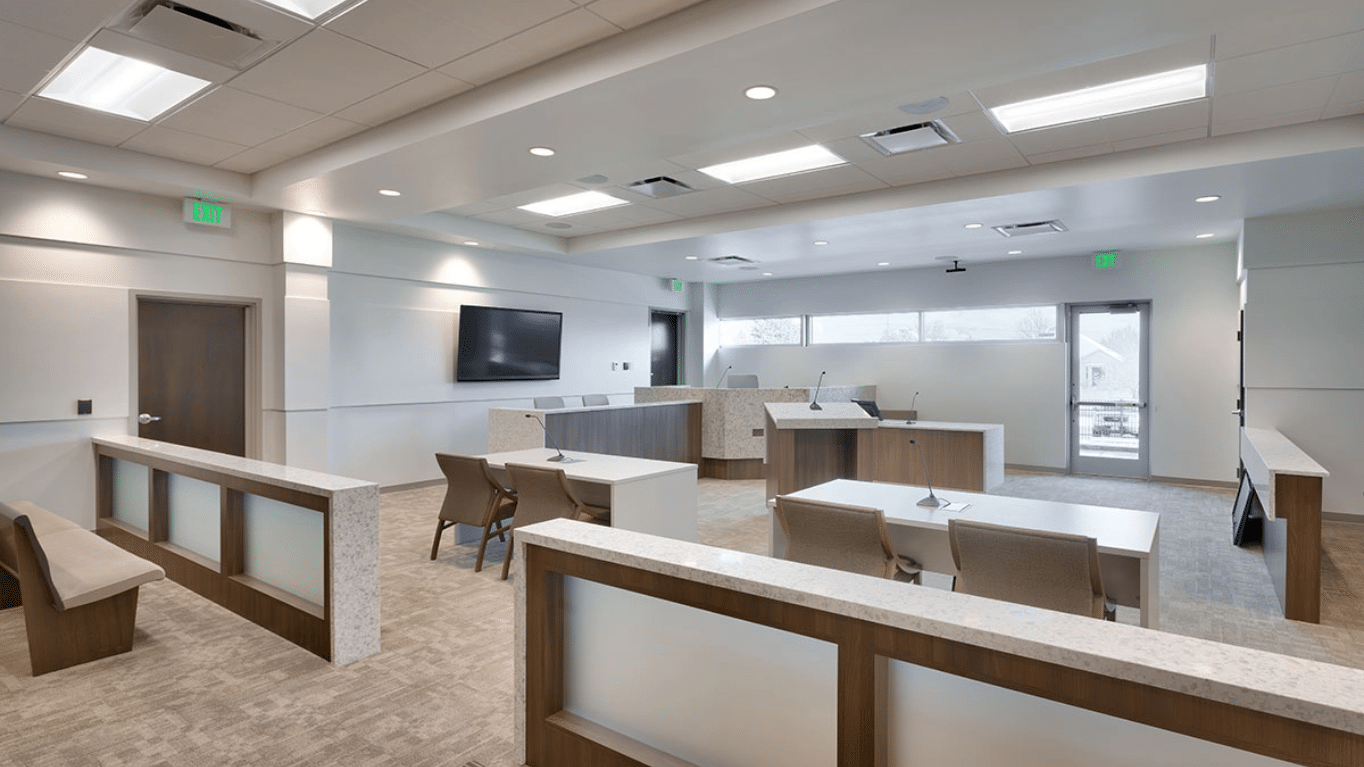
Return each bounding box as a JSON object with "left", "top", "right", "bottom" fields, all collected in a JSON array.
[{"left": 718, "top": 317, "right": 802, "bottom": 346}]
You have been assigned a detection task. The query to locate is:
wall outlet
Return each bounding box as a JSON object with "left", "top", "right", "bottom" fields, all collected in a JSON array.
[
  {"left": 77, "top": 399, "right": 92, "bottom": 415},
  {"left": 622, "top": 362, "right": 630, "bottom": 370}
]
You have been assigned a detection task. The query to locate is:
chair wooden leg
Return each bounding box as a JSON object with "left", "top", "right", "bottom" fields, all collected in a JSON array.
[
  {"left": 431, "top": 520, "right": 451, "bottom": 560},
  {"left": 500, "top": 530, "right": 517, "bottom": 581},
  {"left": 475, "top": 520, "right": 494, "bottom": 572}
]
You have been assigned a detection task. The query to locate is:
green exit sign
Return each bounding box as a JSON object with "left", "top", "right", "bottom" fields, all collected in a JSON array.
[
  {"left": 183, "top": 198, "right": 231, "bottom": 229},
  {"left": 1094, "top": 251, "right": 1118, "bottom": 269},
  {"left": 671, "top": 279, "right": 684, "bottom": 292}
]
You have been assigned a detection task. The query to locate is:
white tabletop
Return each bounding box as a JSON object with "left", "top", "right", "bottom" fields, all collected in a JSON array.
[
  {"left": 765, "top": 401, "right": 877, "bottom": 429},
  {"left": 876, "top": 420, "right": 1003, "bottom": 433},
  {"left": 480, "top": 448, "right": 696, "bottom": 484},
  {"left": 784, "top": 479, "right": 1159, "bottom": 558}
]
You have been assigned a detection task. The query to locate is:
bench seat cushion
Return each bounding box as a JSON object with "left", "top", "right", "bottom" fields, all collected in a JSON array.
[
  {"left": 3, "top": 501, "right": 86, "bottom": 576},
  {"left": 33, "top": 528, "right": 166, "bottom": 610}
]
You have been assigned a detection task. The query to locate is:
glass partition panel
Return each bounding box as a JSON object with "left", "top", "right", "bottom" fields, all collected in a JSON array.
[
  {"left": 886, "top": 661, "right": 1293, "bottom": 766},
  {"left": 166, "top": 473, "right": 220, "bottom": 564},
  {"left": 564, "top": 576, "right": 836, "bottom": 767},
  {"left": 111, "top": 458, "right": 150, "bottom": 531},
  {"left": 243, "top": 493, "right": 324, "bottom": 606}
]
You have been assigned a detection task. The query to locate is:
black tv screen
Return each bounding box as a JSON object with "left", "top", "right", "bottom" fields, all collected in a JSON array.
[{"left": 456, "top": 305, "right": 562, "bottom": 382}]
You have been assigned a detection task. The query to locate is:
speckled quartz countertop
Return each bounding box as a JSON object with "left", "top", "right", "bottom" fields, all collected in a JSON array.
[
  {"left": 1241, "top": 428, "right": 1329, "bottom": 520},
  {"left": 515, "top": 518, "right": 1364, "bottom": 737},
  {"left": 93, "top": 435, "right": 375, "bottom": 496}
]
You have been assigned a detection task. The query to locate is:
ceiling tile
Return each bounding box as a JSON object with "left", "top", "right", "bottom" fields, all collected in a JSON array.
[
  {"left": 1211, "top": 75, "right": 1337, "bottom": 124},
  {"left": 738, "top": 164, "right": 889, "bottom": 204},
  {"left": 857, "top": 149, "right": 955, "bottom": 188},
  {"left": 1214, "top": 32, "right": 1363, "bottom": 94},
  {"left": 666, "top": 131, "right": 817, "bottom": 173},
  {"left": 0, "top": 88, "right": 22, "bottom": 120},
  {"left": 1110, "top": 127, "right": 1208, "bottom": 153},
  {"left": 409, "top": 0, "right": 579, "bottom": 42},
  {"left": 334, "top": 71, "right": 474, "bottom": 126},
  {"left": 1322, "top": 100, "right": 1364, "bottom": 119},
  {"left": 471, "top": 182, "right": 599, "bottom": 212},
  {"left": 159, "top": 87, "right": 323, "bottom": 147},
  {"left": 0, "top": 0, "right": 126, "bottom": 42},
  {"left": 120, "top": 125, "right": 249, "bottom": 166},
  {"left": 1214, "top": 9, "right": 1364, "bottom": 60},
  {"left": 1329, "top": 69, "right": 1364, "bottom": 105},
  {"left": 229, "top": 29, "right": 426, "bottom": 114},
  {"left": 1025, "top": 143, "right": 1114, "bottom": 166},
  {"left": 933, "top": 138, "right": 1028, "bottom": 176},
  {"left": 583, "top": 158, "right": 692, "bottom": 190},
  {"left": 1006, "top": 120, "right": 1109, "bottom": 156},
  {"left": 5, "top": 98, "right": 145, "bottom": 146},
  {"left": 938, "top": 110, "right": 1004, "bottom": 143},
  {"left": 1100, "top": 100, "right": 1210, "bottom": 143},
  {"left": 797, "top": 92, "right": 982, "bottom": 144},
  {"left": 254, "top": 115, "right": 367, "bottom": 157},
  {"left": 1210, "top": 108, "right": 1324, "bottom": 137},
  {"left": 214, "top": 147, "right": 293, "bottom": 174},
  {"left": 626, "top": 186, "right": 776, "bottom": 218},
  {"left": 0, "top": 19, "right": 77, "bottom": 94},
  {"left": 558, "top": 202, "right": 681, "bottom": 228},
  {"left": 439, "top": 9, "right": 620, "bottom": 85},
  {"left": 973, "top": 38, "right": 1211, "bottom": 108},
  {"left": 584, "top": 0, "right": 706, "bottom": 30},
  {"left": 475, "top": 207, "right": 565, "bottom": 227}
]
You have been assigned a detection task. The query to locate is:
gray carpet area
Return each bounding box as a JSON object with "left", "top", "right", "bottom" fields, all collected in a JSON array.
[{"left": 2, "top": 473, "right": 1362, "bottom": 765}]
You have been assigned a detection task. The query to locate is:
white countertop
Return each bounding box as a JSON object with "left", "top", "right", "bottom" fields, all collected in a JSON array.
[
  {"left": 877, "top": 420, "right": 1003, "bottom": 433},
  {"left": 1242, "top": 428, "right": 1329, "bottom": 478},
  {"left": 480, "top": 447, "right": 696, "bottom": 483},
  {"left": 496, "top": 400, "right": 703, "bottom": 416},
  {"left": 765, "top": 401, "right": 878, "bottom": 429},
  {"left": 516, "top": 518, "right": 1364, "bottom": 737},
  {"left": 93, "top": 435, "right": 375, "bottom": 496}
]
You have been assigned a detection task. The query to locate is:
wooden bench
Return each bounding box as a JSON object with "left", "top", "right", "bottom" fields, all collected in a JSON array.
[{"left": 0, "top": 500, "right": 165, "bottom": 675}]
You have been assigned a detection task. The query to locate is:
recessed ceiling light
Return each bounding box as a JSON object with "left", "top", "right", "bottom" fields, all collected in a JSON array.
[
  {"left": 528, "top": 146, "right": 555, "bottom": 157},
  {"left": 964, "top": 222, "right": 984, "bottom": 229},
  {"left": 1195, "top": 232, "right": 1216, "bottom": 239},
  {"left": 813, "top": 240, "right": 829, "bottom": 246},
  {"left": 378, "top": 189, "right": 401, "bottom": 197},
  {"left": 684, "top": 256, "right": 700, "bottom": 261},
  {"left": 463, "top": 241, "right": 479, "bottom": 246},
  {"left": 253, "top": 0, "right": 359, "bottom": 21},
  {"left": 1195, "top": 195, "right": 1222, "bottom": 203},
  {"left": 745, "top": 85, "right": 777, "bottom": 100},
  {"left": 38, "top": 47, "right": 211, "bottom": 121},
  {"left": 989, "top": 64, "right": 1207, "bottom": 133},
  {"left": 878, "top": 262, "right": 890, "bottom": 266},
  {"left": 57, "top": 171, "right": 88, "bottom": 180},
  {"left": 698, "top": 145, "right": 845, "bottom": 184},
  {"left": 1007, "top": 249, "right": 1023, "bottom": 255},
  {"left": 762, "top": 272, "right": 773, "bottom": 277},
  {"left": 519, "top": 190, "right": 630, "bottom": 217}
]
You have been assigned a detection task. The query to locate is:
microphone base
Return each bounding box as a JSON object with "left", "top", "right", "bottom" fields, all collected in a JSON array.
[
  {"left": 809, "top": 403, "right": 822, "bottom": 410},
  {"left": 916, "top": 494, "right": 945, "bottom": 508},
  {"left": 547, "top": 454, "right": 568, "bottom": 462}
]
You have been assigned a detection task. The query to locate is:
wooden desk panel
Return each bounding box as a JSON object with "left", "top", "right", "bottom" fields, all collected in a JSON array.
[{"left": 870, "top": 427, "right": 986, "bottom": 491}]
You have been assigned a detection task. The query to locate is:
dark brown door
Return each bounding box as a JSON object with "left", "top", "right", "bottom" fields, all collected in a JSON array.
[
  {"left": 137, "top": 299, "right": 247, "bottom": 456},
  {"left": 650, "top": 311, "right": 681, "bottom": 386}
]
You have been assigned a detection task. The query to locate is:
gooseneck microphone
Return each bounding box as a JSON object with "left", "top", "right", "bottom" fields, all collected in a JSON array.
[
  {"left": 525, "top": 413, "right": 567, "bottom": 462},
  {"left": 809, "top": 371, "right": 827, "bottom": 410},
  {"left": 910, "top": 438, "right": 944, "bottom": 508},
  {"left": 906, "top": 391, "right": 919, "bottom": 424},
  {"left": 714, "top": 365, "right": 733, "bottom": 388}
]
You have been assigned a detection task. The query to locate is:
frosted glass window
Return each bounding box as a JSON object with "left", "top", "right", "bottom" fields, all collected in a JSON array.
[
  {"left": 111, "top": 459, "right": 150, "bottom": 531},
  {"left": 166, "top": 473, "right": 220, "bottom": 564},
  {"left": 718, "top": 316, "right": 803, "bottom": 346},
  {"left": 563, "top": 577, "right": 836, "bottom": 767},
  {"left": 923, "top": 305, "right": 1058, "bottom": 342},
  {"left": 243, "top": 493, "right": 325, "bottom": 606},
  {"left": 811, "top": 311, "right": 920, "bottom": 344},
  {"left": 886, "top": 661, "right": 1295, "bottom": 767}
]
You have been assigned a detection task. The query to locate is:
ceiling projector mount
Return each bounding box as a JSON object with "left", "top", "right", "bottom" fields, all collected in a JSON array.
[{"left": 945, "top": 259, "right": 966, "bottom": 273}]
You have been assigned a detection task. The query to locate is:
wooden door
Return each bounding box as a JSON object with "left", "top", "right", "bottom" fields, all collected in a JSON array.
[
  {"left": 137, "top": 299, "right": 247, "bottom": 456},
  {"left": 650, "top": 311, "right": 681, "bottom": 386}
]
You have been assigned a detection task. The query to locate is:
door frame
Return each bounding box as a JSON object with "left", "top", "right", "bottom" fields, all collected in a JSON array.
[
  {"left": 129, "top": 291, "right": 262, "bottom": 459},
  {"left": 649, "top": 308, "right": 685, "bottom": 387},
  {"left": 1066, "top": 300, "right": 1151, "bottom": 479}
]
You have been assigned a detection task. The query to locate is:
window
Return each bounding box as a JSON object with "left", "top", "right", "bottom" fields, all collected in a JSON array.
[
  {"left": 810, "top": 311, "right": 920, "bottom": 344},
  {"left": 922, "top": 305, "right": 1057, "bottom": 342},
  {"left": 718, "top": 316, "right": 802, "bottom": 346}
]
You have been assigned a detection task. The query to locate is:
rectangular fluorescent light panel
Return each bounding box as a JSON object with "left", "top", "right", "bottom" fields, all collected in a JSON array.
[
  {"left": 519, "top": 190, "right": 631, "bottom": 217},
  {"left": 989, "top": 64, "right": 1207, "bottom": 133},
  {"left": 38, "top": 47, "right": 211, "bottom": 121},
  {"left": 253, "top": 0, "right": 359, "bottom": 20},
  {"left": 698, "top": 144, "right": 846, "bottom": 184}
]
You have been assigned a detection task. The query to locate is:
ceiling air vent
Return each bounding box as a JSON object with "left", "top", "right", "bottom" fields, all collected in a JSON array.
[
  {"left": 125, "top": 1, "right": 269, "bottom": 67},
  {"left": 992, "top": 220, "right": 1068, "bottom": 238},
  {"left": 708, "top": 255, "right": 758, "bottom": 266},
  {"left": 860, "top": 120, "right": 960, "bottom": 156},
  {"left": 624, "top": 176, "right": 695, "bottom": 198}
]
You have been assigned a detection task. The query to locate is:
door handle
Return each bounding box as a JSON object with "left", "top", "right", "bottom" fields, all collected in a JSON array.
[{"left": 138, "top": 413, "right": 162, "bottom": 425}]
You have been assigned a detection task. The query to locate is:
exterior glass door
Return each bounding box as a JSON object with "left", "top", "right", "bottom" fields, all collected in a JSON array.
[{"left": 1069, "top": 302, "right": 1150, "bottom": 479}]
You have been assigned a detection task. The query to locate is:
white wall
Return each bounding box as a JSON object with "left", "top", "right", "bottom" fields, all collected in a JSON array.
[
  {"left": 0, "top": 170, "right": 276, "bottom": 526},
  {"left": 326, "top": 225, "right": 688, "bottom": 487},
  {"left": 713, "top": 245, "right": 1241, "bottom": 482},
  {"left": 1243, "top": 206, "right": 1364, "bottom": 516}
]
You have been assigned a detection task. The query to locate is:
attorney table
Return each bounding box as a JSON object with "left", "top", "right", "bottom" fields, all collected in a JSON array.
[
  {"left": 773, "top": 479, "right": 1161, "bottom": 628},
  {"left": 480, "top": 448, "right": 698, "bottom": 542}
]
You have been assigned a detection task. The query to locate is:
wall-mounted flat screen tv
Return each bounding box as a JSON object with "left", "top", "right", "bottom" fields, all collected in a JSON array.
[{"left": 456, "top": 305, "right": 563, "bottom": 382}]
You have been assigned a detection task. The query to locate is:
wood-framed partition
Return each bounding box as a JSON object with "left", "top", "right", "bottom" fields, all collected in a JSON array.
[{"left": 516, "top": 520, "right": 1364, "bottom": 767}]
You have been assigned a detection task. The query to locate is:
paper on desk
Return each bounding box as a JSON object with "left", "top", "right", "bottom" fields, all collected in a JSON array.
[{"left": 940, "top": 501, "right": 971, "bottom": 512}]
